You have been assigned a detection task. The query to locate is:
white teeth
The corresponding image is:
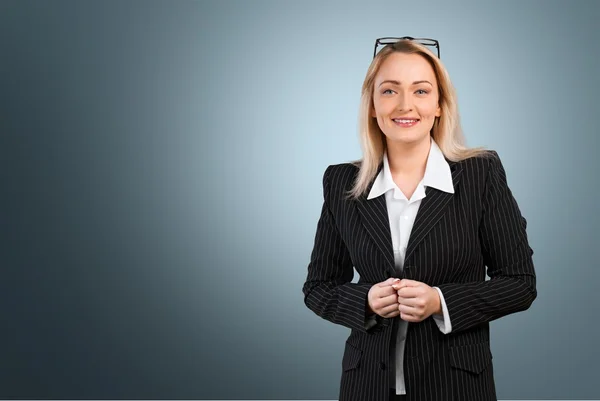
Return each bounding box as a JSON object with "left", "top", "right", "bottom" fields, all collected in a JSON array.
[{"left": 393, "top": 119, "right": 418, "bottom": 123}]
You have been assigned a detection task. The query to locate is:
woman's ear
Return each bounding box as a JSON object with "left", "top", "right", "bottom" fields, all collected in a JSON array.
[{"left": 435, "top": 104, "right": 441, "bottom": 117}]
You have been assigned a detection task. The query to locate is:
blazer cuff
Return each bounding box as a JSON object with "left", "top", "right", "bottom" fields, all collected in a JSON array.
[
  {"left": 432, "top": 287, "right": 452, "bottom": 334},
  {"left": 365, "top": 313, "right": 378, "bottom": 330}
]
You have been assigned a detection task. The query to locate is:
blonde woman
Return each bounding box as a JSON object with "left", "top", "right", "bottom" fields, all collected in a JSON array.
[{"left": 302, "top": 37, "right": 536, "bottom": 401}]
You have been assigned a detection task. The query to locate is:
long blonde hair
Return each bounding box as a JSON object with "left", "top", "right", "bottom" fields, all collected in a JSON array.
[{"left": 347, "top": 40, "right": 490, "bottom": 200}]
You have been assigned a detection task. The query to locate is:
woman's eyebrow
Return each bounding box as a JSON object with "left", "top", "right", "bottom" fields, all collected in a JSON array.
[{"left": 378, "top": 79, "right": 433, "bottom": 87}]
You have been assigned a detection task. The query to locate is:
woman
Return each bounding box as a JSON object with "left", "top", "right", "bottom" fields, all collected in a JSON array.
[{"left": 302, "top": 38, "right": 537, "bottom": 401}]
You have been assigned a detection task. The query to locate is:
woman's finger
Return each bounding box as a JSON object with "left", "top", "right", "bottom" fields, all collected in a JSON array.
[
  {"left": 382, "top": 309, "right": 400, "bottom": 318},
  {"left": 379, "top": 285, "right": 400, "bottom": 297},
  {"left": 372, "top": 294, "right": 398, "bottom": 314},
  {"left": 397, "top": 296, "right": 418, "bottom": 307},
  {"left": 400, "top": 312, "right": 420, "bottom": 322},
  {"left": 398, "top": 303, "right": 418, "bottom": 315},
  {"left": 379, "top": 302, "right": 400, "bottom": 316},
  {"left": 398, "top": 295, "right": 426, "bottom": 309}
]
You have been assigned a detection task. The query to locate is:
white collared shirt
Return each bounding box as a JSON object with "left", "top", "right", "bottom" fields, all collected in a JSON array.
[{"left": 366, "top": 137, "right": 453, "bottom": 395}]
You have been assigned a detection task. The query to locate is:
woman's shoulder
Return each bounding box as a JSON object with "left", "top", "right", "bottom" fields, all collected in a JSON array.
[
  {"left": 322, "top": 161, "right": 360, "bottom": 184},
  {"left": 319, "top": 162, "right": 360, "bottom": 205},
  {"left": 451, "top": 149, "right": 501, "bottom": 174},
  {"left": 451, "top": 149, "right": 514, "bottom": 196}
]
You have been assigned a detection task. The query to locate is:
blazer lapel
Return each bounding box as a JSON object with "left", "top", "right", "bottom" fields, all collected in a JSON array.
[
  {"left": 356, "top": 192, "right": 396, "bottom": 277},
  {"left": 404, "top": 161, "right": 463, "bottom": 263},
  {"left": 356, "top": 163, "right": 396, "bottom": 277}
]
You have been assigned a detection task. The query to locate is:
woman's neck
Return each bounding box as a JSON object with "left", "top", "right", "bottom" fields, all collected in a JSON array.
[{"left": 386, "top": 136, "right": 431, "bottom": 177}]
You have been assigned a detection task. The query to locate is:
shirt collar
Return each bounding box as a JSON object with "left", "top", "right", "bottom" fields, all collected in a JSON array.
[{"left": 367, "top": 138, "right": 454, "bottom": 200}]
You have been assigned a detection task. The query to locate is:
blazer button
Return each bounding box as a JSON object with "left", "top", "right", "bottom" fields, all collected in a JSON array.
[{"left": 379, "top": 362, "right": 386, "bottom": 370}]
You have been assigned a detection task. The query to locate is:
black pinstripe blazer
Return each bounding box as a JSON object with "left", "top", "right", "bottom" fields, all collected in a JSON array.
[{"left": 302, "top": 150, "right": 537, "bottom": 401}]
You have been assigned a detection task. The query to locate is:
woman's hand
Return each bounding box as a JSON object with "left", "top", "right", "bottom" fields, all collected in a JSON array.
[
  {"left": 367, "top": 278, "right": 402, "bottom": 318},
  {"left": 392, "top": 279, "right": 442, "bottom": 322}
]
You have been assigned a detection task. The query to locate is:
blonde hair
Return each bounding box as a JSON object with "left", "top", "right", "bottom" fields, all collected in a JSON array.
[{"left": 347, "top": 39, "right": 491, "bottom": 200}]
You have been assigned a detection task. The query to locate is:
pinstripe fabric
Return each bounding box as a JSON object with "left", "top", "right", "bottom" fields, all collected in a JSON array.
[{"left": 302, "top": 151, "right": 537, "bottom": 401}]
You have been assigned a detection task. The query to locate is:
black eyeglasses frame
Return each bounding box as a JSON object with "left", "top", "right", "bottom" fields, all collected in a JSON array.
[{"left": 373, "top": 36, "right": 440, "bottom": 59}]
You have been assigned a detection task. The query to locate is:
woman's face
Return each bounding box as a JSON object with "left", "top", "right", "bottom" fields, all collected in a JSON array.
[{"left": 371, "top": 52, "right": 441, "bottom": 147}]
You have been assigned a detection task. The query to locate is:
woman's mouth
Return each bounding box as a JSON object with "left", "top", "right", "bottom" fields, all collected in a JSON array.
[{"left": 392, "top": 118, "right": 420, "bottom": 128}]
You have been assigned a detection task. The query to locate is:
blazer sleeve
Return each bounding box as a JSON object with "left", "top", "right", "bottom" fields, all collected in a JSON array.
[
  {"left": 302, "top": 165, "right": 379, "bottom": 333},
  {"left": 436, "top": 151, "right": 537, "bottom": 333}
]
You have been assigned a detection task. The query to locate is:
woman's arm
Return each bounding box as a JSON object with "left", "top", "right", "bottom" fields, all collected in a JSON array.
[
  {"left": 436, "top": 151, "right": 537, "bottom": 333},
  {"left": 302, "top": 165, "right": 379, "bottom": 333}
]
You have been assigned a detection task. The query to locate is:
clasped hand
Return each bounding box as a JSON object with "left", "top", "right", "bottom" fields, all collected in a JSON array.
[{"left": 367, "top": 278, "right": 442, "bottom": 322}]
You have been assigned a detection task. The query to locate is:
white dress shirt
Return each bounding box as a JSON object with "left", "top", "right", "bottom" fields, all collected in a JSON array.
[{"left": 366, "top": 137, "right": 453, "bottom": 395}]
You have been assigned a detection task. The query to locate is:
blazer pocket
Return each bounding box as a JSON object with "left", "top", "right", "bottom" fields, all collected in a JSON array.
[
  {"left": 342, "top": 341, "right": 362, "bottom": 371},
  {"left": 449, "top": 342, "right": 493, "bottom": 375}
]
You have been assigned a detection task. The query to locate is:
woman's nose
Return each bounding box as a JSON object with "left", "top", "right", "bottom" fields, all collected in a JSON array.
[{"left": 396, "top": 93, "right": 413, "bottom": 111}]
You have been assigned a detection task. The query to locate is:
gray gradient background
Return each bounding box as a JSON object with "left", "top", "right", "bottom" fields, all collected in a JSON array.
[{"left": 1, "top": 0, "right": 598, "bottom": 399}]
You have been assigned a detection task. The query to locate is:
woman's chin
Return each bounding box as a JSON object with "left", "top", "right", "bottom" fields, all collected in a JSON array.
[{"left": 384, "top": 132, "right": 430, "bottom": 146}]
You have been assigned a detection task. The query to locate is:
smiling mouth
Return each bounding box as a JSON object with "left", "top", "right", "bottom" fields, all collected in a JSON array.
[
  {"left": 392, "top": 118, "right": 419, "bottom": 124},
  {"left": 392, "top": 118, "right": 420, "bottom": 126}
]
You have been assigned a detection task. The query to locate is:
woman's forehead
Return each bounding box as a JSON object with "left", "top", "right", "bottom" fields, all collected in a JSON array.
[{"left": 375, "top": 53, "right": 437, "bottom": 84}]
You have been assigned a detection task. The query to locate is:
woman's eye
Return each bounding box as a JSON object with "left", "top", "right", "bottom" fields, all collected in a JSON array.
[
  {"left": 415, "top": 89, "right": 429, "bottom": 95},
  {"left": 382, "top": 89, "right": 395, "bottom": 95}
]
